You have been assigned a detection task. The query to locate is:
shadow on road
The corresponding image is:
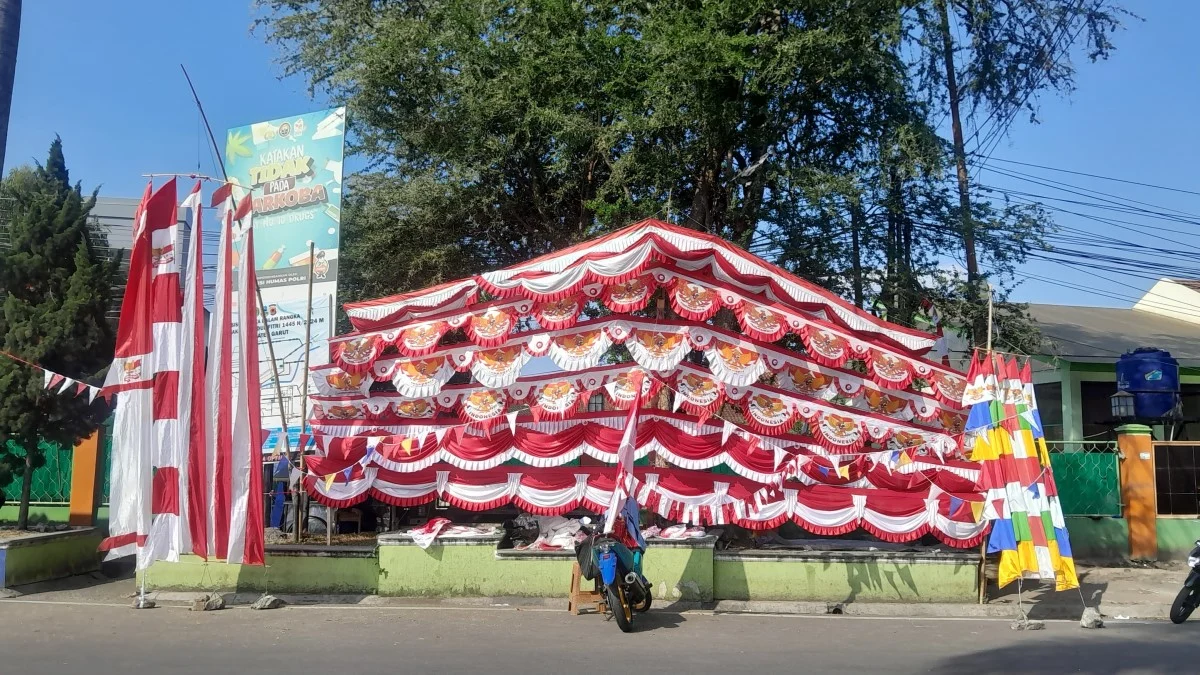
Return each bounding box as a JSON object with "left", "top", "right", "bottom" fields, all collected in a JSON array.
[
  {"left": 929, "top": 633, "right": 1199, "bottom": 675},
  {"left": 635, "top": 608, "right": 688, "bottom": 631}
]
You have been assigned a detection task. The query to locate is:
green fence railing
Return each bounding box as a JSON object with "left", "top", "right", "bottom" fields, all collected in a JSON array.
[{"left": 1047, "top": 440, "right": 1121, "bottom": 517}]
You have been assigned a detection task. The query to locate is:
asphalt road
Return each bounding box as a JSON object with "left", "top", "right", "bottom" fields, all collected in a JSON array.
[{"left": 0, "top": 600, "right": 1195, "bottom": 674}]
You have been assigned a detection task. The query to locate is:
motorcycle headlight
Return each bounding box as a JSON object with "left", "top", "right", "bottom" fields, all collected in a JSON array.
[{"left": 1190, "top": 555, "right": 1200, "bottom": 568}]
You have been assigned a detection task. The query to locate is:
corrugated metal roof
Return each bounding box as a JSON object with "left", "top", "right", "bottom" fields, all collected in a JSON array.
[{"left": 1027, "top": 303, "right": 1200, "bottom": 363}]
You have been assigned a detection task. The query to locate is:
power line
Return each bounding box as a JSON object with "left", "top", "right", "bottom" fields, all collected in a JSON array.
[{"left": 986, "top": 156, "right": 1200, "bottom": 198}]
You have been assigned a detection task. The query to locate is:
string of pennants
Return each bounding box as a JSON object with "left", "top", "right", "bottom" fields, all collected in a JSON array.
[
  {"left": 43, "top": 369, "right": 102, "bottom": 403},
  {"left": 0, "top": 349, "right": 106, "bottom": 404}
]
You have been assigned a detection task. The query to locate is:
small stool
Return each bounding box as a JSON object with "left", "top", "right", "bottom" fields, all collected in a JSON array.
[{"left": 568, "top": 561, "right": 607, "bottom": 615}]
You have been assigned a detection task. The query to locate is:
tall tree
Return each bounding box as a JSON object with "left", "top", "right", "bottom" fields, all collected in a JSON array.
[
  {"left": 0, "top": 138, "right": 115, "bottom": 528},
  {"left": 256, "top": 0, "right": 919, "bottom": 301},
  {"left": 0, "top": 0, "right": 20, "bottom": 174},
  {"left": 903, "top": 0, "right": 1126, "bottom": 344}
]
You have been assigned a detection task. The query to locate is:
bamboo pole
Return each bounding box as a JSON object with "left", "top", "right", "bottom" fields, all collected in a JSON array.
[{"left": 294, "top": 242, "right": 316, "bottom": 543}]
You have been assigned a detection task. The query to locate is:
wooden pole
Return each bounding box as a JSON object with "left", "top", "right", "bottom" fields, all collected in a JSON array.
[
  {"left": 293, "top": 241, "right": 316, "bottom": 543},
  {"left": 181, "top": 64, "right": 292, "bottom": 454},
  {"left": 979, "top": 285, "right": 994, "bottom": 604}
]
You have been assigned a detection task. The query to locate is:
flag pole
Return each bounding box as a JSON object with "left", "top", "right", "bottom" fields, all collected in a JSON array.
[
  {"left": 180, "top": 64, "right": 293, "bottom": 459},
  {"left": 979, "top": 282, "right": 994, "bottom": 604},
  {"left": 294, "top": 241, "right": 316, "bottom": 543}
]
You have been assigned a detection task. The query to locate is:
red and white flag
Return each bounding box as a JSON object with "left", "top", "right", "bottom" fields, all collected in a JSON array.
[{"left": 100, "top": 180, "right": 265, "bottom": 568}]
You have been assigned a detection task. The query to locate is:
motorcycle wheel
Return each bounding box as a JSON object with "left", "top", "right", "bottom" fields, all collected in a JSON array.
[
  {"left": 1171, "top": 587, "right": 1199, "bottom": 624},
  {"left": 607, "top": 585, "right": 634, "bottom": 633},
  {"left": 634, "top": 589, "right": 653, "bottom": 613}
]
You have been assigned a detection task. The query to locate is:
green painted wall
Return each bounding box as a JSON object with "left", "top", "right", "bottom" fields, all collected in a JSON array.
[
  {"left": 1061, "top": 516, "right": 1200, "bottom": 561},
  {"left": 1, "top": 530, "right": 102, "bottom": 587},
  {"left": 142, "top": 553, "right": 379, "bottom": 594},
  {"left": 641, "top": 545, "right": 714, "bottom": 602},
  {"left": 138, "top": 539, "right": 977, "bottom": 603},
  {"left": 713, "top": 554, "right": 977, "bottom": 603},
  {"left": 1158, "top": 519, "right": 1200, "bottom": 560},
  {"left": 378, "top": 544, "right": 573, "bottom": 597},
  {"left": 1063, "top": 517, "right": 1129, "bottom": 561},
  {"left": 0, "top": 505, "right": 109, "bottom": 526}
]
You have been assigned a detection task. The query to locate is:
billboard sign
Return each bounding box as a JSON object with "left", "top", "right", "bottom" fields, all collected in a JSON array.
[{"left": 225, "top": 108, "right": 346, "bottom": 443}]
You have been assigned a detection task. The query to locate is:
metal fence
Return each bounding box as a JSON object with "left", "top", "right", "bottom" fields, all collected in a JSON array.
[
  {"left": 1, "top": 439, "right": 74, "bottom": 504},
  {"left": 1046, "top": 440, "right": 1121, "bottom": 517}
]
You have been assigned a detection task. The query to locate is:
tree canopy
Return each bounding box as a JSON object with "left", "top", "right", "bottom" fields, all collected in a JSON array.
[
  {"left": 256, "top": 0, "right": 1126, "bottom": 350},
  {"left": 0, "top": 138, "right": 115, "bottom": 526}
]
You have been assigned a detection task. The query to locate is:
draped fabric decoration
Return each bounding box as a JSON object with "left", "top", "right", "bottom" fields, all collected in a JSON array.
[
  {"left": 322, "top": 315, "right": 964, "bottom": 406},
  {"left": 302, "top": 464, "right": 985, "bottom": 546},
  {"left": 315, "top": 219, "right": 984, "bottom": 547},
  {"left": 964, "top": 354, "right": 1078, "bottom": 591}
]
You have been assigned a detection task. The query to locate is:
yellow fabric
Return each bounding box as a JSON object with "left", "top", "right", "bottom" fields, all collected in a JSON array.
[
  {"left": 1036, "top": 437, "right": 1052, "bottom": 468},
  {"left": 995, "top": 428, "right": 1014, "bottom": 457},
  {"left": 969, "top": 501, "right": 985, "bottom": 523},
  {"left": 836, "top": 465, "right": 850, "bottom": 480},
  {"left": 1048, "top": 540, "right": 1080, "bottom": 591},
  {"left": 401, "top": 438, "right": 414, "bottom": 454},
  {"left": 324, "top": 473, "right": 336, "bottom": 491},
  {"left": 997, "top": 550, "right": 1022, "bottom": 588}
]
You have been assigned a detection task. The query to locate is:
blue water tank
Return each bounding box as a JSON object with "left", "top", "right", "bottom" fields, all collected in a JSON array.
[{"left": 1115, "top": 348, "right": 1180, "bottom": 420}]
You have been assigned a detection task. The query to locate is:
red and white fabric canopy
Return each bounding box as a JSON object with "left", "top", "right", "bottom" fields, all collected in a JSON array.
[
  {"left": 310, "top": 361, "right": 964, "bottom": 440},
  {"left": 317, "top": 218, "right": 980, "bottom": 548},
  {"left": 342, "top": 220, "right": 936, "bottom": 352},
  {"left": 315, "top": 316, "right": 965, "bottom": 407},
  {"left": 309, "top": 410, "right": 978, "bottom": 487},
  {"left": 304, "top": 464, "right": 985, "bottom": 546}
]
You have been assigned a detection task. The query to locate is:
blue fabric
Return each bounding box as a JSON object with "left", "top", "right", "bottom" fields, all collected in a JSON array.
[
  {"left": 272, "top": 455, "right": 290, "bottom": 481},
  {"left": 1054, "top": 528, "right": 1074, "bottom": 558},
  {"left": 987, "top": 518, "right": 1017, "bottom": 554},
  {"left": 1028, "top": 483, "right": 1040, "bottom": 499},
  {"left": 949, "top": 496, "right": 963, "bottom": 514},
  {"left": 1029, "top": 408, "right": 1045, "bottom": 439},
  {"left": 965, "top": 402, "right": 993, "bottom": 433},
  {"left": 622, "top": 496, "right": 646, "bottom": 549}
]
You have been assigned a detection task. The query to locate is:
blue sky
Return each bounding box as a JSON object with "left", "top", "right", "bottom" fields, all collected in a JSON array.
[{"left": 8, "top": 0, "right": 1197, "bottom": 310}]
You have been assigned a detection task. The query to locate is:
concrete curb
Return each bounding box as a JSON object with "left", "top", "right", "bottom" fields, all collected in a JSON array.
[{"left": 142, "top": 591, "right": 1168, "bottom": 621}]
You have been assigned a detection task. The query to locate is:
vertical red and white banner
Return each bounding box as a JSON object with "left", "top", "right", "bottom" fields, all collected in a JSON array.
[
  {"left": 179, "top": 182, "right": 207, "bottom": 559},
  {"left": 228, "top": 193, "right": 266, "bottom": 565},
  {"left": 603, "top": 371, "right": 645, "bottom": 534},
  {"left": 99, "top": 178, "right": 181, "bottom": 569},
  {"left": 102, "top": 179, "right": 266, "bottom": 569}
]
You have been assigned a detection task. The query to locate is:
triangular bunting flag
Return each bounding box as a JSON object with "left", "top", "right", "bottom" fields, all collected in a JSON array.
[
  {"left": 43, "top": 370, "right": 53, "bottom": 389},
  {"left": 400, "top": 438, "right": 415, "bottom": 455},
  {"left": 58, "top": 376, "right": 74, "bottom": 394},
  {"left": 298, "top": 433, "right": 312, "bottom": 454},
  {"left": 88, "top": 386, "right": 99, "bottom": 404},
  {"left": 836, "top": 464, "right": 850, "bottom": 480},
  {"left": 897, "top": 450, "right": 912, "bottom": 467},
  {"left": 506, "top": 410, "right": 519, "bottom": 436},
  {"left": 773, "top": 444, "right": 788, "bottom": 470},
  {"left": 949, "top": 496, "right": 963, "bottom": 514},
  {"left": 74, "top": 381, "right": 88, "bottom": 397},
  {"left": 342, "top": 467, "right": 353, "bottom": 480},
  {"left": 434, "top": 428, "right": 448, "bottom": 445},
  {"left": 672, "top": 390, "right": 684, "bottom": 412},
  {"left": 324, "top": 473, "right": 336, "bottom": 491},
  {"left": 970, "top": 501, "right": 985, "bottom": 523},
  {"left": 530, "top": 405, "right": 543, "bottom": 423},
  {"left": 722, "top": 420, "right": 736, "bottom": 445},
  {"left": 450, "top": 425, "right": 467, "bottom": 443}
]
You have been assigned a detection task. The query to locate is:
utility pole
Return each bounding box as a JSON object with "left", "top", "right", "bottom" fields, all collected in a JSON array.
[
  {"left": 0, "top": 0, "right": 22, "bottom": 175},
  {"left": 936, "top": 0, "right": 988, "bottom": 343}
]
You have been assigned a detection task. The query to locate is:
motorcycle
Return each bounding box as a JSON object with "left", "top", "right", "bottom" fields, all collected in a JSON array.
[
  {"left": 575, "top": 517, "right": 652, "bottom": 633},
  {"left": 1170, "top": 539, "right": 1200, "bottom": 624}
]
